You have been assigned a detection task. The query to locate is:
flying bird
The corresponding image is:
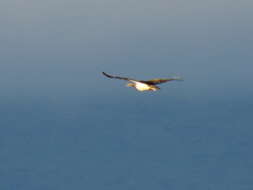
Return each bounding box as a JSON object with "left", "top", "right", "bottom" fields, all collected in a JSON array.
[{"left": 102, "top": 72, "right": 183, "bottom": 92}]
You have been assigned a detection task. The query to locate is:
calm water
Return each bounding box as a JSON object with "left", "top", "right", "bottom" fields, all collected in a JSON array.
[{"left": 1, "top": 94, "right": 253, "bottom": 189}]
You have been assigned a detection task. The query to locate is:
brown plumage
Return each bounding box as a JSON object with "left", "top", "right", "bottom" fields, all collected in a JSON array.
[{"left": 102, "top": 72, "right": 183, "bottom": 92}]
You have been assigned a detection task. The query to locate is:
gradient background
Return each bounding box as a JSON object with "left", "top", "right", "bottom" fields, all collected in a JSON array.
[{"left": 1, "top": 0, "right": 253, "bottom": 189}]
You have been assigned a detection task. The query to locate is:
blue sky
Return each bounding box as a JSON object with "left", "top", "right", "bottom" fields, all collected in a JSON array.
[{"left": 1, "top": 0, "right": 253, "bottom": 100}]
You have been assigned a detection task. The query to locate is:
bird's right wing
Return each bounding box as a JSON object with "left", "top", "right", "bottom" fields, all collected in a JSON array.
[
  {"left": 102, "top": 72, "right": 138, "bottom": 82},
  {"left": 143, "top": 77, "right": 183, "bottom": 85}
]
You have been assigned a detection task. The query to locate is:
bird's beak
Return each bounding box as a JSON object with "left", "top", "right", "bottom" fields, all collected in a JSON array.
[{"left": 126, "top": 83, "right": 133, "bottom": 87}]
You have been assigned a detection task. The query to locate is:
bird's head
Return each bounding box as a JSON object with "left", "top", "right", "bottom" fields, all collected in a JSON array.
[{"left": 126, "top": 83, "right": 135, "bottom": 87}]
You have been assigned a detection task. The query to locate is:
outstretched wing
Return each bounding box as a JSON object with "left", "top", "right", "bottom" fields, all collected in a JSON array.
[
  {"left": 102, "top": 72, "right": 138, "bottom": 82},
  {"left": 142, "top": 77, "right": 183, "bottom": 85}
]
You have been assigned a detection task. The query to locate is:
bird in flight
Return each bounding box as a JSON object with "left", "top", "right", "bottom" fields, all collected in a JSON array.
[{"left": 102, "top": 72, "right": 183, "bottom": 92}]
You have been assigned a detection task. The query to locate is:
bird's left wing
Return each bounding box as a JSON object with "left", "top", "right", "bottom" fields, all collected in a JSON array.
[
  {"left": 102, "top": 72, "right": 137, "bottom": 81},
  {"left": 142, "top": 77, "right": 183, "bottom": 85}
]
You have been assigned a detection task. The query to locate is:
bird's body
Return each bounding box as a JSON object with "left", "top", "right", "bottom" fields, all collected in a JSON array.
[
  {"left": 102, "top": 72, "right": 182, "bottom": 92},
  {"left": 130, "top": 81, "right": 159, "bottom": 91}
]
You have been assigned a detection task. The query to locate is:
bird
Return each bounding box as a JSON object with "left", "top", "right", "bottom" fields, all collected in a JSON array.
[{"left": 102, "top": 72, "right": 183, "bottom": 92}]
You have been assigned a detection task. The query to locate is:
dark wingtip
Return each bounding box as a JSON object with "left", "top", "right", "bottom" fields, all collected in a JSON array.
[{"left": 102, "top": 72, "right": 112, "bottom": 78}]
